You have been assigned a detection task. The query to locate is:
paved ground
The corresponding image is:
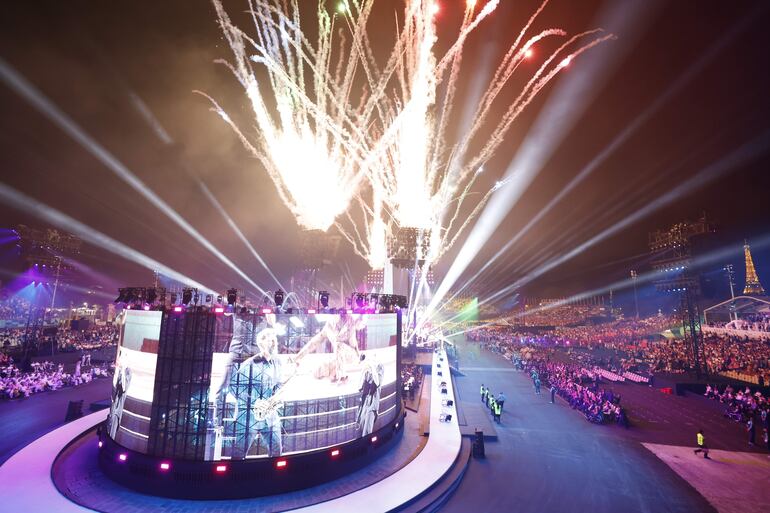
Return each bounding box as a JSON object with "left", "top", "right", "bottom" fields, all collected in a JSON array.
[
  {"left": 441, "top": 338, "right": 716, "bottom": 513},
  {"left": 0, "top": 378, "right": 112, "bottom": 465},
  {"left": 644, "top": 443, "right": 770, "bottom": 513}
]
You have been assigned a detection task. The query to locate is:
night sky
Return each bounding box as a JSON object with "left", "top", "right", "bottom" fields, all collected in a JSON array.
[{"left": 1, "top": 0, "right": 769, "bottom": 313}]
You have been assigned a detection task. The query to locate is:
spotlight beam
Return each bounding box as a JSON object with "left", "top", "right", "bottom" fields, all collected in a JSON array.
[
  {"left": 0, "top": 58, "right": 264, "bottom": 295},
  {"left": 0, "top": 182, "right": 217, "bottom": 294},
  {"left": 444, "top": 3, "right": 765, "bottom": 306},
  {"left": 197, "top": 180, "right": 284, "bottom": 291},
  {"left": 430, "top": 130, "right": 770, "bottom": 332},
  {"left": 427, "top": 0, "right": 657, "bottom": 319},
  {"left": 480, "top": 130, "right": 770, "bottom": 307},
  {"left": 513, "top": 231, "right": 770, "bottom": 323}
]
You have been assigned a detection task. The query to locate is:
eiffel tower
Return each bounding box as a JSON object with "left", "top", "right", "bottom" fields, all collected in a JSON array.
[{"left": 743, "top": 241, "right": 765, "bottom": 296}]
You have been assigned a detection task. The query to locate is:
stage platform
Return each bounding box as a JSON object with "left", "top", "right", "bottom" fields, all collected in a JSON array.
[{"left": 0, "top": 349, "right": 466, "bottom": 512}]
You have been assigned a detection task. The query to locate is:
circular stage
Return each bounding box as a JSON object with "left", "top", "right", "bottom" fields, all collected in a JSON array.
[
  {"left": 53, "top": 413, "right": 423, "bottom": 512},
  {"left": 0, "top": 349, "right": 461, "bottom": 513}
]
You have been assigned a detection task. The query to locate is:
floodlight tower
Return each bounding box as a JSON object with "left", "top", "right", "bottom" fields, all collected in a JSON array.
[
  {"left": 649, "top": 215, "right": 711, "bottom": 377},
  {"left": 630, "top": 270, "right": 639, "bottom": 319},
  {"left": 723, "top": 264, "right": 737, "bottom": 321}
]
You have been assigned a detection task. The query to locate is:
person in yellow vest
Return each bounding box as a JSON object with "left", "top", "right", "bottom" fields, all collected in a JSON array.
[
  {"left": 494, "top": 400, "right": 502, "bottom": 423},
  {"left": 693, "top": 429, "right": 710, "bottom": 459},
  {"left": 480, "top": 384, "right": 486, "bottom": 403}
]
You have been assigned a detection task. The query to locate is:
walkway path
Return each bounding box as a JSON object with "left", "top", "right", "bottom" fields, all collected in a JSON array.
[{"left": 441, "top": 337, "right": 715, "bottom": 513}]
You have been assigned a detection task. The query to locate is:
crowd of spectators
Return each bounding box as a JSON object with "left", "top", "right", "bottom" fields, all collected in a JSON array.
[
  {"left": 0, "top": 297, "right": 31, "bottom": 325},
  {"left": 0, "top": 354, "right": 111, "bottom": 400},
  {"left": 519, "top": 302, "right": 609, "bottom": 327},
  {"left": 704, "top": 383, "right": 770, "bottom": 447},
  {"left": 711, "top": 314, "right": 770, "bottom": 334},
  {"left": 401, "top": 363, "right": 424, "bottom": 402},
  {"left": 514, "top": 349, "right": 628, "bottom": 426},
  {"left": 57, "top": 325, "right": 119, "bottom": 352},
  {"left": 2, "top": 324, "right": 118, "bottom": 352},
  {"left": 467, "top": 314, "right": 770, "bottom": 384}
]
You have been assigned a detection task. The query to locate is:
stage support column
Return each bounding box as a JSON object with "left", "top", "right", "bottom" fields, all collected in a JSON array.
[{"left": 383, "top": 262, "right": 394, "bottom": 294}]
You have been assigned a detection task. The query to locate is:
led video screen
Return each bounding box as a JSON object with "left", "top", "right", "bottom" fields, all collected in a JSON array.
[
  {"left": 107, "top": 309, "right": 161, "bottom": 453},
  {"left": 206, "top": 312, "right": 399, "bottom": 460},
  {"left": 107, "top": 309, "right": 400, "bottom": 460}
]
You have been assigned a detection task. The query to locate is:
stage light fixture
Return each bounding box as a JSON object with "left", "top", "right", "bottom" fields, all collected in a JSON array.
[
  {"left": 331, "top": 449, "right": 340, "bottom": 457},
  {"left": 215, "top": 464, "right": 227, "bottom": 473},
  {"left": 275, "top": 460, "right": 287, "bottom": 469},
  {"left": 118, "top": 453, "right": 127, "bottom": 462},
  {"left": 274, "top": 289, "right": 285, "bottom": 308},
  {"left": 146, "top": 288, "right": 158, "bottom": 304},
  {"left": 355, "top": 293, "right": 366, "bottom": 309},
  {"left": 226, "top": 288, "right": 237, "bottom": 306},
  {"left": 170, "top": 293, "right": 177, "bottom": 304},
  {"left": 160, "top": 462, "right": 171, "bottom": 471},
  {"left": 205, "top": 294, "right": 212, "bottom": 304},
  {"left": 318, "top": 290, "right": 330, "bottom": 309},
  {"left": 216, "top": 295, "right": 223, "bottom": 304},
  {"left": 182, "top": 288, "right": 193, "bottom": 305}
]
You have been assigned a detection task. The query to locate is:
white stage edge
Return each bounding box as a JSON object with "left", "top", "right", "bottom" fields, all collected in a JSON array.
[{"left": 0, "top": 409, "right": 108, "bottom": 513}]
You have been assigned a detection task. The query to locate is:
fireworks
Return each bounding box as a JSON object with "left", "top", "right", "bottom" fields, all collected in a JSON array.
[
  {"left": 205, "top": 0, "right": 613, "bottom": 271},
  {"left": 200, "top": 0, "right": 374, "bottom": 232}
]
